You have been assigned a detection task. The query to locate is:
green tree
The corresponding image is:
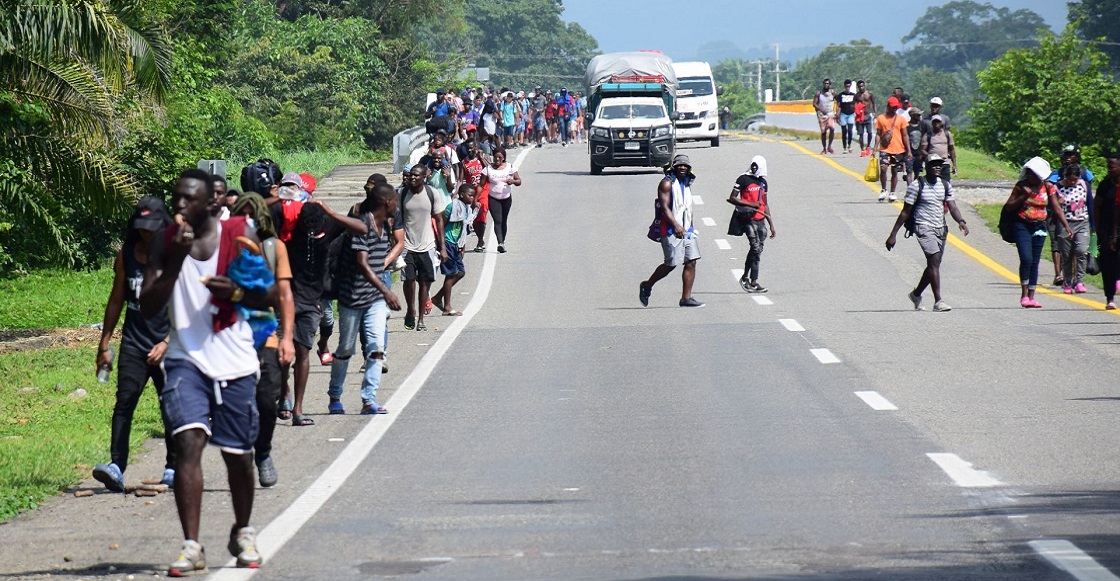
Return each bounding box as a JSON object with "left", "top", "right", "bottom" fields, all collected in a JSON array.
[
  {"left": 903, "top": 66, "right": 971, "bottom": 124},
  {"left": 901, "top": 1, "right": 1049, "bottom": 71},
  {"left": 969, "top": 26, "right": 1120, "bottom": 177},
  {"left": 0, "top": 0, "right": 171, "bottom": 270},
  {"left": 1068, "top": 0, "right": 1120, "bottom": 72},
  {"left": 785, "top": 40, "right": 902, "bottom": 101}
]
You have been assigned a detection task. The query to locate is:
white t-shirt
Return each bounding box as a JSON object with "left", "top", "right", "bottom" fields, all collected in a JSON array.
[{"left": 484, "top": 164, "right": 516, "bottom": 200}]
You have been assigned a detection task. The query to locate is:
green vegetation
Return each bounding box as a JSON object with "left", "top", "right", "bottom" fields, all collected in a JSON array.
[
  {"left": 229, "top": 147, "right": 386, "bottom": 186},
  {"left": 954, "top": 147, "right": 1018, "bottom": 181},
  {"left": 0, "top": 268, "right": 113, "bottom": 331},
  {"left": 0, "top": 346, "right": 164, "bottom": 522},
  {"left": 972, "top": 202, "right": 1103, "bottom": 290}
]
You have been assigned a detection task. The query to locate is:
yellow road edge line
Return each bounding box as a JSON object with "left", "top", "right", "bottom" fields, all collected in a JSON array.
[{"left": 777, "top": 140, "right": 1117, "bottom": 314}]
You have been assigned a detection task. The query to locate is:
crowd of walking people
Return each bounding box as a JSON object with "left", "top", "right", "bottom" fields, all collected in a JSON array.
[
  {"left": 91, "top": 118, "right": 524, "bottom": 573},
  {"left": 425, "top": 84, "right": 586, "bottom": 150}
]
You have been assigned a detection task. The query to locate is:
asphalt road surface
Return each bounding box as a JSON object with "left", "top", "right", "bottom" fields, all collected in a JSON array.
[{"left": 5, "top": 137, "right": 1120, "bottom": 581}]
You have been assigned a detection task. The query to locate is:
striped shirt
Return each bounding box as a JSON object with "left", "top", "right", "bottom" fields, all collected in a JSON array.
[{"left": 338, "top": 212, "right": 390, "bottom": 309}]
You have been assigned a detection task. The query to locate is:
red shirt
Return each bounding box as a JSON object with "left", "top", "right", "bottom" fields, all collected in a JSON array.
[{"left": 545, "top": 102, "right": 558, "bottom": 119}]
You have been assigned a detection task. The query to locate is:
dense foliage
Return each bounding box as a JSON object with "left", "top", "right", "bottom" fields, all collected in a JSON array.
[{"left": 969, "top": 26, "right": 1120, "bottom": 177}]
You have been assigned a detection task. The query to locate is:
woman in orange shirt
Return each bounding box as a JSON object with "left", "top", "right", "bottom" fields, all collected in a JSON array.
[{"left": 1005, "top": 157, "right": 1072, "bottom": 308}]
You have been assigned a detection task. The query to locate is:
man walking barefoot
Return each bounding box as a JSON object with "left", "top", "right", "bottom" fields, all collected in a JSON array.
[{"left": 640, "top": 154, "right": 704, "bottom": 308}]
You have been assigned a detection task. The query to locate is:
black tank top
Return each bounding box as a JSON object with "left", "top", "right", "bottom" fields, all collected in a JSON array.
[{"left": 121, "top": 241, "right": 170, "bottom": 353}]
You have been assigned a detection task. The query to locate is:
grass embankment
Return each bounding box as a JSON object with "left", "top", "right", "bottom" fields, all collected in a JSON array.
[
  {"left": 0, "top": 268, "right": 167, "bottom": 522},
  {"left": 229, "top": 146, "right": 388, "bottom": 181}
]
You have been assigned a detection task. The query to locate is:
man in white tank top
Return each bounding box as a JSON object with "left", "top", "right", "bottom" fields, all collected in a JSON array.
[
  {"left": 140, "top": 169, "right": 277, "bottom": 576},
  {"left": 639, "top": 154, "right": 705, "bottom": 308}
]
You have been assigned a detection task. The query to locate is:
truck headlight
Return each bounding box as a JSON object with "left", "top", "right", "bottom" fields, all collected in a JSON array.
[
  {"left": 591, "top": 127, "right": 610, "bottom": 138},
  {"left": 653, "top": 125, "right": 672, "bottom": 138}
]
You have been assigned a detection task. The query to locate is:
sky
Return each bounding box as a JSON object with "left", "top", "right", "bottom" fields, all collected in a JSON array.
[{"left": 560, "top": 0, "right": 1068, "bottom": 64}]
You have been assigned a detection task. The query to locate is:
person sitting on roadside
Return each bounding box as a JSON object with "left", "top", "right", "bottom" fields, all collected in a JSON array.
[
  {"left": 885, "top": 154, "right": 969, "bottom": 313},
  {"left": 92, "top": 197, "right": 174, "bottom": 493}
]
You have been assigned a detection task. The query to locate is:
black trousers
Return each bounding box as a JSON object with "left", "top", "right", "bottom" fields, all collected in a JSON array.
[
  {"left": 112, "top": 344, "right": 175, "bottom": 471},
  {"left": 489, "top": 196, "right": 512, "bottom": 244},
  {"left": 255, "top": 347, "right": 281, "bottom": 461}
]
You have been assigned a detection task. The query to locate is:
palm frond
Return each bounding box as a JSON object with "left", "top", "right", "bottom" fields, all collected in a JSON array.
[{"left": 0, "top": 53, "right": 116, "bottom": 142}]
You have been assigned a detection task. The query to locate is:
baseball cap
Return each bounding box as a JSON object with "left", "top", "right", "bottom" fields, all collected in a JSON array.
[
  {"left": 299, "top": 173, "right": 317, "bottom": 194},
  {"left": 280, "top": 172, "right": 303, "bottom": 187},
  {"left": 886, "top": 96, "right": 901, "bottom": 109},
  {"left": 672, "top": 153, "right": 691, "bottom": 168},
  {"left": 1062, "top": 144, "right": 1080, "bottom": 156},
  {"left": 930, "top": 97, "right": 943, "bottom": 105},
  {"left": 931, "top": 114, "right": 944, "bottom": 123},
  {"left": 436, "top": 88, "right": 446, "bottom": 95},
  {"left": 131, "top": 196, "right": 170, "bottom": 231},
  {"left": 925, "top": 153, "right": 944, "bottom": 164}
]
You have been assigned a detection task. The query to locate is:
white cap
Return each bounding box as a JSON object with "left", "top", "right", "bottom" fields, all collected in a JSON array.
[
  {"left": 1022, "top": 156, "right": 1052, "bottom": 181},
  {"left": 930, "top": 97, "right": 943, "bottom": 105}
]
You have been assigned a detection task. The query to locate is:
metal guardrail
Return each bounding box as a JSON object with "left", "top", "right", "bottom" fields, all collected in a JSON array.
[{"left": 393, "top": 126, "right": 429, "bottom": 173}]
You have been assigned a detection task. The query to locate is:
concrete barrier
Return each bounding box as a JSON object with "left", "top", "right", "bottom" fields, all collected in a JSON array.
[
  {"left": 764, "top": 100, "right": 820, "bottom": 134},
  {"left": 392, "top": 126, "right": 429, "bottom": 173}
]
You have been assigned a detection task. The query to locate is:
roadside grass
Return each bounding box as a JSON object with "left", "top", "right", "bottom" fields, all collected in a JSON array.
[
  {"left": 955, "top": 147, "right": 1018, "bottom": 181},
  {"left": 229, "top": 146, "right": 389, "bottom": 183},
  {"left": 0, "top": 268, "right": 113, "bottom": 331},
  {"left": 0, "top": 347, "right": 163, "bottom": 522},
  {"left": 973, "top": 203, "right": 1103, "bottom": 290}
]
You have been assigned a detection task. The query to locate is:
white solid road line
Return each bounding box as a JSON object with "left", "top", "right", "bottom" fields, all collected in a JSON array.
[
  {"left": 714, "top": 239, "right": 731, "bottom": 250},
  {"left": 692, "top": 195, "right": 704, "bottom": 205},
  {"left": 926, "top": 453, "right": 1003, "bottom": 488},
  {"left": 854, "top": 391, "right": 898, "bottom": 411},
  {"left": 778, "top": 319, "right": 804, "bottom": 332},
  {"left": 1030, "top": 539, "right": 1120, "bottom": 581},
  {"left": 752, "top": 296, "right": 774, "bottom": 306},
  {"left": 208, "top": 150, "right": 522, "bottom": 581},
  {"left": 810, "top": 348, "right": 840, "bottom": 364},
  {"left": 702, "top": 217, "right": 716, "bottom": 227}
]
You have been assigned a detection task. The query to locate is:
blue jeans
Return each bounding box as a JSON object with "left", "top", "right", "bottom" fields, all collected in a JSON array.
[
  {"left": 557, "top": 115, "right": 570, "bottom": 142},
  {"left": 379, "top": 270, "right": 392, "bottom": 355},
  {"left": 328, "top": 300, "right": 388, "bottom": 406},
  {"left": 1013, "top": 219, "right": 1047, "bottom": 288}
]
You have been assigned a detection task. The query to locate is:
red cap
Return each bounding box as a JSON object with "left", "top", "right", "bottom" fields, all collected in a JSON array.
[
  {"left": 299, "top": 173, "right": 316, "bottom": 194},
  {"left": 887, "top": 96, "right": 902, "bottom": 109}
]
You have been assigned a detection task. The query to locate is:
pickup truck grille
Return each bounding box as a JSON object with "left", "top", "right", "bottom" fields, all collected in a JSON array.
[{"left": 613, "top": 129, "right": 648, "bottom": 140}]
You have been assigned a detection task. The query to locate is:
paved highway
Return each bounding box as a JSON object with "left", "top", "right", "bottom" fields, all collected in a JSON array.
[
  {"left": 242, "top": 138, "right": 1120, "bottom": 580},
  {"left": 3, "top": 137, "right": 1119, "bottom": 581}
]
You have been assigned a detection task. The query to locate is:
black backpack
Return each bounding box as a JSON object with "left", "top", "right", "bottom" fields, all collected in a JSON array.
[
  {"left": 240, "top": 158, "right": 282, "bottom": 196},
  {"left": 321, "top": 208, "right": 372, "bottom": 300}
]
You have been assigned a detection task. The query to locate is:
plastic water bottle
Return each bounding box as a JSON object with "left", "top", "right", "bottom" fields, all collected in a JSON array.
[{"left": 97, "top": 347, "right": 113, "bottom": 383}]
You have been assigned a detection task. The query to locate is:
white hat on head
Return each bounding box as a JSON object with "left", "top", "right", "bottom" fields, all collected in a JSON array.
[
  {"left": 749, "top": 155, "right": 768, "bottom": 177},
  {"left": 930, "top": 97, "right": 943, "bottom": 105},
  {"left": 1021, "top": 156, "right": 1051, "bottom": 181}
]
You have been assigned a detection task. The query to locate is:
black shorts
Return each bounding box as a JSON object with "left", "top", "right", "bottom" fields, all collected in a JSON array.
[
  {"left": 293, "top": 301, "right": 323, "bottom": 349},
  {"left": 403, "top": 249, "right": 437, "bottom": 283}
]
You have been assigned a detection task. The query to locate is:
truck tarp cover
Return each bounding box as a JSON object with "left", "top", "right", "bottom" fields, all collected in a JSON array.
[{"left": 585, "top": 52, "right": 677, "bottom": 89}]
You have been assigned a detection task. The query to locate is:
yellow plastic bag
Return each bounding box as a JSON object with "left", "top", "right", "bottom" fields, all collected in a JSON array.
[{"left": 864, "top": 154, "right": 879, "bottom": 182}]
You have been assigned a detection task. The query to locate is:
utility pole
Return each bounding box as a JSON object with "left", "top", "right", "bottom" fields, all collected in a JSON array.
[
  {"left": 774, "top": 44, "right": 781, "bottom": 102},
  {"left": 756, "top": 60, "right": 763, "bottom": 102}
]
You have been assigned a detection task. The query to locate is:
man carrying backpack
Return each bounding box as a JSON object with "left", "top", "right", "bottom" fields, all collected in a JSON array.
[
  {"left": 885, "top": 154, "right": 969, "bottom": 312},
  {"left": 727, "top": 155, "right": 776, "bottom": 293},
  {"left": 639, "top": 154, "right": 704, "bottom": 308}
]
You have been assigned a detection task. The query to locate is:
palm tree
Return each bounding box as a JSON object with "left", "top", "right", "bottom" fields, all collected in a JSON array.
[{"left": 0, "top": 0, "right": 171, "bottom": 268}]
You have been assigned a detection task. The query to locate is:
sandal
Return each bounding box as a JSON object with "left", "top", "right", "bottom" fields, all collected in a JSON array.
[
  {"left": 404, "top": 314, "right": 415, "bottom": 330},
  {"left": 292, "top": 414, "right": 315, "bottom": 426},
  {"left": 442, "top": 310, "right": 463, "bottom": 316},
  {"left": 328, "top": 400, "right": 345, "bottom": 415},
  {"left": 359, "top": 404, "right": 388, "bottom": 415},
  {"left": 416, "top": 321, "right": 427, "bottom": 331},
  {"left": 317, "top": 350, "right": 333, "bottom": 365},
  {"left": 277, "top": 399, "right": 293, "bottom": 421}
]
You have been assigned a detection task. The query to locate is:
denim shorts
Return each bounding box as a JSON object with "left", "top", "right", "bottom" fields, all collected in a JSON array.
[
  {"left": 161, "top": 359, "right": 260, "bottom": 454},
  {"left": 441, "top": 243, "right": 465, "bottom": 276},
  {"left": 661, "top": 235, "right": 701, "bottom": 267}
]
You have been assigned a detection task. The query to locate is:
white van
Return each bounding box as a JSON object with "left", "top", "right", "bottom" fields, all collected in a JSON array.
[{"left": 671, "top": 61, "right": 721, "bottom": 147}]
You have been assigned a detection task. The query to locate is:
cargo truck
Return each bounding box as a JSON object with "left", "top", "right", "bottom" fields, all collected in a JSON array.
[{"left": 584, "top": 51, "right": 677, "bottom": 175}]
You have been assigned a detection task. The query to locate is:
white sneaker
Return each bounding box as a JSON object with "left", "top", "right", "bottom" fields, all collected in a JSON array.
[
  {"left": 908, "top": 290, "right": 924, "bottom": 311},
  {"left": 933, "top": 301, "right": 952, "bottom": 312},
  {"left": 169, "top": 540, "right": 207, "bottom": 577},
  {"left": 878, "top": 190, "right": 888, "bottom": 202},
  {"left": 888, "top": 192, "right": 898, "bottom": 202}
]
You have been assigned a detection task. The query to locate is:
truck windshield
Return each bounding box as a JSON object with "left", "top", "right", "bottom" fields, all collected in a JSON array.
[
  {"left": 677, "top": 77, "right": 714, "bottom": 97},
  {"left": 598, "top": 104, "right": 667, "bottom": 120}
]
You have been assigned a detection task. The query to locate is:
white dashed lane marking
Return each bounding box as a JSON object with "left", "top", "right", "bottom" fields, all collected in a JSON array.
[
  {"left": 778, "top": 319, "right": 804, "bottom": 332},
  {"left": 810, "top": 348, "right": 839, "bottom": 364},
  {"left": 926, "top": 453, "right": 1003, "bottom": 487},
  {"left": 702, "top": 217, "right": 716, "bottom": 227},
  {"left": 692, "top": 195, "right": 704, "bottom": 205},
  {"left": 1029, "top": 540, "right": 1120, "bottom": 581},
  {"left": 854, "top": 391, "right": 898, "bottom": 411},
  {"left": 714, "top": 239, "right": 731, "bottom": 250},
  {"left": 752, "top": 296, "right": 774, "bottom": 306}
]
